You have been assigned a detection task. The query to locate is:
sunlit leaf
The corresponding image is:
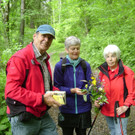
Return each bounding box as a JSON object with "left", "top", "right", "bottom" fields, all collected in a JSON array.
[{"left": 83, "top": 95, "right": 87, "bottom": 102}]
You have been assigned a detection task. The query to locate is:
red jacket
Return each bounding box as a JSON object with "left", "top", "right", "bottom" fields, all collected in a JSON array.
[
  {"left": 98, "top": 60, "right": 134, "bottom": 118},
  {"left": 133, "top": 92, "right": 135, "bottom": 105},
  {"left": 5, "top": 43, "right": 58, "bottom": 117},
  {"left": 133, "top": 79, "right": 135, "bottom": 105}
]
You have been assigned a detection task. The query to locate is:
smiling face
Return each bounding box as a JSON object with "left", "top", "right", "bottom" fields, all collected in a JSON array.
[
  {"left": 65, "top": 45, "right": 80, "bottom": 60},
  {"left": 105, "top": 53, "right": 118, "bottom": 70},
  {"left": 33, "top": 32, "right": 54, "bottom": 55}
]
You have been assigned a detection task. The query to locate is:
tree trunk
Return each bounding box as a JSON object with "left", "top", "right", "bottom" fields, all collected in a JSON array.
[
  {"left": 0, "top": 0, "right": 10, "bottom": 46},
  {"left": 58, "top": 0, "right": 61, "bottom": 24},
  {"left": 20, "top": 0, "right": 25, "bottom": 44},
  {"left": 29, "top": 0, "right": 41, "bottom": 28}
]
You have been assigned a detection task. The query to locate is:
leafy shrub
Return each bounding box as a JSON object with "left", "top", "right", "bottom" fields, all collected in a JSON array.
[{"left": 0, "top": 71, "right": 11, "bottom": 135}]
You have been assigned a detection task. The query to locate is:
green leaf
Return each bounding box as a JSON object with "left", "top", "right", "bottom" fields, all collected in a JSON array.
[
  {"left": 83, "top": 95, "right": 87, "bottom": 102},
  {"left": 0, "top": 124, "right": 8, "bottom": 131},
  {"left": 0, "top": 107, "right": 6, "bottom": 115},
  {"left": 81, "top": 89, "right": 88, "bottom": 93},
  {"left": 1, "top": 117, "right": 9, "bottom": 124}
]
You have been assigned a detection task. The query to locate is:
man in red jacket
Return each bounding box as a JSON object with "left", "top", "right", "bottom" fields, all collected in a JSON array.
[{"left": 5, "top": 24, "right": 61, "bottom": 135}]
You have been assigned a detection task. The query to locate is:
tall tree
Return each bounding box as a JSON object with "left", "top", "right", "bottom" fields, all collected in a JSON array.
[
  {"left": 58, "top": 0, "right": 61, "bottom": 24},
  {"left": 27, "top": 0, "right": 41, "bottom": 28},
  {"left": 20, "top": 0, "right": 25, "bottom": 44},
  {"left": 0, "top": 0, "right": 10, "bottom": 46}
]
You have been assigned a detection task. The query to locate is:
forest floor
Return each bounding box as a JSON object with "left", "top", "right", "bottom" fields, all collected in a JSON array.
[
  {"left": 49, "top": 52, "right": 135, "bottom": 135},
  {"left": 48, "top": 106, "right": 135, "bottom": 135}
]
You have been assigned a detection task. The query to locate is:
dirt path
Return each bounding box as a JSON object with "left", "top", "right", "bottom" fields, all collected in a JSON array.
[
  {"left": 48, "top": 52, "right": 135, "bottom": 135},
  {"left": 49, "top": 106, "right": 135, "bottom": 135}
]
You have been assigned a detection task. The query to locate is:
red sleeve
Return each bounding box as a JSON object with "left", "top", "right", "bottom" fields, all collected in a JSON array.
[
  {"left": 5, "top": 57, "right": 43, "bottom": 107},
  {"left": 124, "top": 67, "right": 134, "bottom": 107},
  {"left": 52, "top": 86, "right": 59, "bottom": 91},
  {"left": 132, "top": 76, "right": 135, "bottom": 105}
]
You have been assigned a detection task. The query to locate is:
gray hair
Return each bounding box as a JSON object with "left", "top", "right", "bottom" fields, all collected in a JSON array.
[
  {"left": 65, "top": 36, "right": 81, "bottom": 49},
  {"left": 103, "top": 44, "right": 121, "bottom": 60}
]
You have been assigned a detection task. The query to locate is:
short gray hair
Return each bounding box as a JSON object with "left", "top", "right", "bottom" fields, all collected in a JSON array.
[
  {"left": 65, "top": 36, "right": 81, "bottom": 49},
  {"left": 103, "top": 44, "right": 121, "bottom": 60}
]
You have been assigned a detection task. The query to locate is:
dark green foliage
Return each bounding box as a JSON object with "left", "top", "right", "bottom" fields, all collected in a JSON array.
[{"left": 0, "top": 71, "right": 11, "bottom": 135}]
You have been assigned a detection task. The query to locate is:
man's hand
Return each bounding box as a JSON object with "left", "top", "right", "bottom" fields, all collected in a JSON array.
[{"left": 43, "top": 91, "right": 61, "bottom": 107}]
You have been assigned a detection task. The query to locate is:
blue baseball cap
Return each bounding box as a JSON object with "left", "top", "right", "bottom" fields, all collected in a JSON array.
[{"left": 36, "top": 24, "right": 55, "bottom": 38}]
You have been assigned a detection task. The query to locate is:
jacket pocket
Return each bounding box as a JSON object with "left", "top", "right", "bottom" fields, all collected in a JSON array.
[{"left": 6, "top": 97, "right": 26, "bottom": 117}]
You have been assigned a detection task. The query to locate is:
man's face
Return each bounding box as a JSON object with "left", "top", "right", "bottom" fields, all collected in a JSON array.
[{"left": 33, "top": 32, "right": 54, "bottom": 55}]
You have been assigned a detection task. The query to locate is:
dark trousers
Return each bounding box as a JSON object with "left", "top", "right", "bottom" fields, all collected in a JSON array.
[{"left": 62, "top": 127, "right": 86, "bottom": 135}]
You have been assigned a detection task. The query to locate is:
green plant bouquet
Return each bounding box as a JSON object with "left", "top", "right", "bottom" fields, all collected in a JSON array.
[{"left": 81, "top": 74, "right": 108, "bottom": 113}]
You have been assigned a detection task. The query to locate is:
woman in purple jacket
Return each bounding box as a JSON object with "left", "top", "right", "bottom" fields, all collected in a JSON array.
[{"left": 54, "top": 36, "right": 92, "bottom": 135}]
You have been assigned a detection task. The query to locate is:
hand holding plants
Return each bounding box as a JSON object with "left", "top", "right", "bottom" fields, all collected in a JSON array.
[{"left": 81, "top": 74, "right": 108, "bottom": 113}]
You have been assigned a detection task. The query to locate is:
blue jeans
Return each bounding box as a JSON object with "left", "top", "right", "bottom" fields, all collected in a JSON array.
[
  {"left": 105, "top": 116, "right": 128, "bottom": 135},
  {"left": 9, "top": 112, "right": 58, "bottom": 135}
]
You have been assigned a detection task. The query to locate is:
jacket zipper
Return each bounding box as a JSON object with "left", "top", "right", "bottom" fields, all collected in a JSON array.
[{"left": 73, "top": 66, "right": 78, "bottom": 114}]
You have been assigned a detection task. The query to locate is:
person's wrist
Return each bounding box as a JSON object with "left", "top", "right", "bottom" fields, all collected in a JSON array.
[
  {"left": 124, "top": 105, "right": 129, "bottom": 109},
  {"left": 70, "top": 88, "right": 75, "bottom": 93}
]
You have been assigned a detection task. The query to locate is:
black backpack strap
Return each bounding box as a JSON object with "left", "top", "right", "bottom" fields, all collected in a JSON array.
[
  {"left": 22, "top": 69, "right": 29, "bottom": 88},
  {"left": 80, "top": 59, "right": 87, "bottom": 78},
  {"left": 123, "top": 72, "right": 130, "bottom": 117},
  {"left": 61, "top": 57, "right": 67, "bottom": 74},
  {"left": 123, "top": 72, "right": 128, "bottom": 101}
]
